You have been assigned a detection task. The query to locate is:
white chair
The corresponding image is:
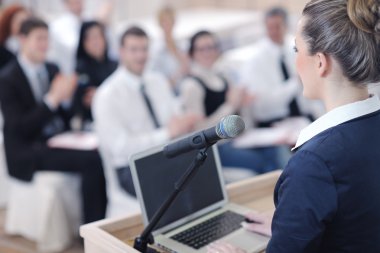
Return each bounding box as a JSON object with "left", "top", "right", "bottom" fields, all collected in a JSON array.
[
  {"left": 98, "top": 146, "right": 140, "bottom": 219},
  {"left": 5, "top": 171, "right": 82, "bottom": 252}
]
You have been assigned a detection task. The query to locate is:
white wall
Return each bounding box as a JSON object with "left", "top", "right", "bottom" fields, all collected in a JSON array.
[
  {"left": 2, "top": 0, "right": 309, "bottom": 22},
  {"left": 2, "top": 0, "right": 165, "bottom": 22}
]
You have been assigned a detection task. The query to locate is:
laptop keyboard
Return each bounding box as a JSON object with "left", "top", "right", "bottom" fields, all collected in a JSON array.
[{"left": 170, "top": 210, "right": 245, "bottom": 249}]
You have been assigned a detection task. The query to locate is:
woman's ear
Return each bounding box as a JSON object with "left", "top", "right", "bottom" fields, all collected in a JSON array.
[{"left": 316, "top": 52, "right": 330, "bottom": 77}]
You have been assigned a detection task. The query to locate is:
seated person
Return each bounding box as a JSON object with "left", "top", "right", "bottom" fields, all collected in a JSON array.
[
  {"left": 93, "top": 26, "right": 199, "bottom": 198},
  {"left": 180, "top": 30, "right": 281, "bottom": 174},
  {"left": 74, "top": 20, "right": 117, "bottom": 129},
  {"left": 241, "top": 7, "right": 322, "bottom": 128},
  {"left": 0, "top": 18, "right": 107, "bottom": 224}
]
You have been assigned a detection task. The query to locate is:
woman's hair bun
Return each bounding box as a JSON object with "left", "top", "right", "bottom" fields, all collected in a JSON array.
[{"left": 347, "top": 0, "right": 380, "bottom": 35}]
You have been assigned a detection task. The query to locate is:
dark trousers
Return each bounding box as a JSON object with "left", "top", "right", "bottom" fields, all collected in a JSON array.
[
  {"left": 37, "top": 147, "right": 107, "bottom": 224},
  {"left": 218, "top": 142, "right": 282, "bottom": 174},
  {"left": 116, "top": 166, "right": 136, "bottom": 197}
]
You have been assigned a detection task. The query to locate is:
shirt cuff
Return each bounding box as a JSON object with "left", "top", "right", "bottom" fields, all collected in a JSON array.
[
  {"left": 43, "top": 95, "right": 59, "bottom": 112},
  {"left": 152, "top": 128, "right": 170, "bottom": 145}
]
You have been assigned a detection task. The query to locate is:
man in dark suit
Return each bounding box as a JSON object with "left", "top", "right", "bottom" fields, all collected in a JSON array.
[
  {"left": 0, "top": 46, "right": 15, "bottom": 70},
  {"left": 0, "top": 18, "right": 107, "bottom": 224}
]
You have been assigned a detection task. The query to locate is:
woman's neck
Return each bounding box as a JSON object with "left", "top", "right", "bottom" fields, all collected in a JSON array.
[
  {"left": 192, "top": 62, "right": 214, "bottom": 73},
  {"left": 323, "top": 79, "right": 369, "bottom": 112},
  {"left": 85, "top": 53, "right": 105, "bottom": 63}
]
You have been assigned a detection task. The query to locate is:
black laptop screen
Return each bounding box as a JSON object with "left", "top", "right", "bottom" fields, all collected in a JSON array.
[{"left": 134, "top": 148, "right": 225, "bottom": 231}]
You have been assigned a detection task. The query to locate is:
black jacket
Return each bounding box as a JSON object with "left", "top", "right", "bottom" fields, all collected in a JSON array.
[
  {"left": 74, "top": 56, "right": 117, "bottom": 122},
  {"left": 267, "top": 109, "right": 380, "bottom": 253},
  {"left": 0, "top": 60, "right": 71, "bottom": 181},
  {"left": 0, "top": 46, "right": 15, "bottom": 70}
]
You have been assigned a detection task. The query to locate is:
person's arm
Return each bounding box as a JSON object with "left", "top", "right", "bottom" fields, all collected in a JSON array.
[
  {"left": 205, "top": 149, "right": 337, "bottom": 253},
  {"left": 0, "top": 75, "right": 54, "bottom": 139},
  {"left": 73, "top": 62, "right": 92, "bottom": 117},
  {"left": 266, "top": 150, "right": 338, "bottom": 253},
  {"left": 180, "top": 78, "right": 236, "bottom": 129},
  {"left": 94, "top": 0, "right": 115, "bottom": 25}
]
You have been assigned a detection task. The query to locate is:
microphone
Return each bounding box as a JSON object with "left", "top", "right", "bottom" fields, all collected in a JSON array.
[{"left": 163, "top": 115, "right": 245, "bottom": 158}]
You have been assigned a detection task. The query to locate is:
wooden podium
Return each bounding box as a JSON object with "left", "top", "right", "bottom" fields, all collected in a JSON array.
[{"left": 80, "top": 170, "right": 282, "bottom": 253}]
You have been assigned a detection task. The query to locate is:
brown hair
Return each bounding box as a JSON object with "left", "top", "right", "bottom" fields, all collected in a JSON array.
[
  {"left": 19, "top": 17, "right": 48, "bottom": 36},
  {"left": 120, "top": 26, "right": 148, "bottom": 47},
  {"left": 347, "top": 0, "right": 380, "bottom": 34},
  {"left": 0, "top": 4, "right": 27, "bottom": 45},
  {"left": 302, "top": 0, "right": 380, "bottom": 85},
  {"left": 265, "top": 6, "right": 288, "bottom": 24}
]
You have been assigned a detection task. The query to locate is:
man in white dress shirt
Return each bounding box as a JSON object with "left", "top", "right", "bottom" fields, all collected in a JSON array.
[
  {"left": 93, "top": 26, "right": 199, "bottom": 196},
  {"left": 241, "top": 7, "right": 321, "bottom": 127}
]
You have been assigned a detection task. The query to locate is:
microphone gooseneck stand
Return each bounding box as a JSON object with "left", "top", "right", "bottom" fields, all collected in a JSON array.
[{"left": 133, "top": 147, "right": 209, "bottom": 253}]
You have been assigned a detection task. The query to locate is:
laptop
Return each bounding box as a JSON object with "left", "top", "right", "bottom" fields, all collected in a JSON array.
[{"left": 130, "top": 145, "right": 269, "bottom": 253}]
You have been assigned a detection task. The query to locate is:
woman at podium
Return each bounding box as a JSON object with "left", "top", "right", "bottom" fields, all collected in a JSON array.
[{"left": 208, "top": 0, "right": 380, "bottom": 252}]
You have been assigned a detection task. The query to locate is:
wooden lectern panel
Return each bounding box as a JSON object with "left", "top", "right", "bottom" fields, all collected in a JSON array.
[{"left": 80, "top": 170, "right": 282, "bottom": 253}]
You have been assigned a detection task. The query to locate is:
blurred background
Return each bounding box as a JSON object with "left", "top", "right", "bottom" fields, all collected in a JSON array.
[
  {"left": 2, "top": 0, "right": 308, "bottom": 21},
  {"left": 0, "top": 1, "right": 313, "bottom": 253},
  {"left": 1, "top": 0, "right": 309, "bottom": 49}
]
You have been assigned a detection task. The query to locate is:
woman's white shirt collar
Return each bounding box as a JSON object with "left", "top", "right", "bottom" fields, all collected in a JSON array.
[{"left": 293, "top": 95, "right": 380, "bottom": 150}]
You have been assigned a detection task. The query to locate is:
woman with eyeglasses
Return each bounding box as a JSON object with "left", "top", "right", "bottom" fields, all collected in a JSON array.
[{"left": 180, "top": 30, "right": 282, "bottom": 175}]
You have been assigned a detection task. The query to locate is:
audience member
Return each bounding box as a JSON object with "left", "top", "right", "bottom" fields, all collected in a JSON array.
[
  {"left": 180, "top": 30, "right": 281, "bottom": 174},
  {"left": 93, "top": 26, "right": 199, "bottom": 197},
  {"left": 48, "top": 0, "right": 115, "bottom": 74},
  {"left": 182, "top": 30, "right": 250, "bottom": 128},
  {"left": 74, "top": 20, "right": 117, "bottom": 129},
  {"left": 0, "top": 18, "right": 107, "bottom": 224},
  {"left": 0, "top": 4, "right": 30, "bottom": 69},
  {"left": 150, "top": 6, "right": 189, "bottom": 91},
  {"left": 241, "top": 7, "right": 320, "bottom": 128}
]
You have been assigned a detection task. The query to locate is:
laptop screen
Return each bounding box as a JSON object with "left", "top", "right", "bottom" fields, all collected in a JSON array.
[{"left": 131, "top": 146, "right": 226, "bottom": 232}]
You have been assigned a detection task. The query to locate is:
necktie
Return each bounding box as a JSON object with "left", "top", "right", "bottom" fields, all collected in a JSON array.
[
  {"left": 35, "top": 68, "right": 49, "bottom": 102},
  {"left": 140, "top": 84, "right": 160, "bottom": 128},
  {"left": 280, "top": 55, "right": 301, "bottom": 117}
]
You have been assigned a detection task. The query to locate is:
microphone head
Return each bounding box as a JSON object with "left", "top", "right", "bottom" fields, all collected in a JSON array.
[{"left": 216, "top": 115, "right": 245, "bottom": 139}]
